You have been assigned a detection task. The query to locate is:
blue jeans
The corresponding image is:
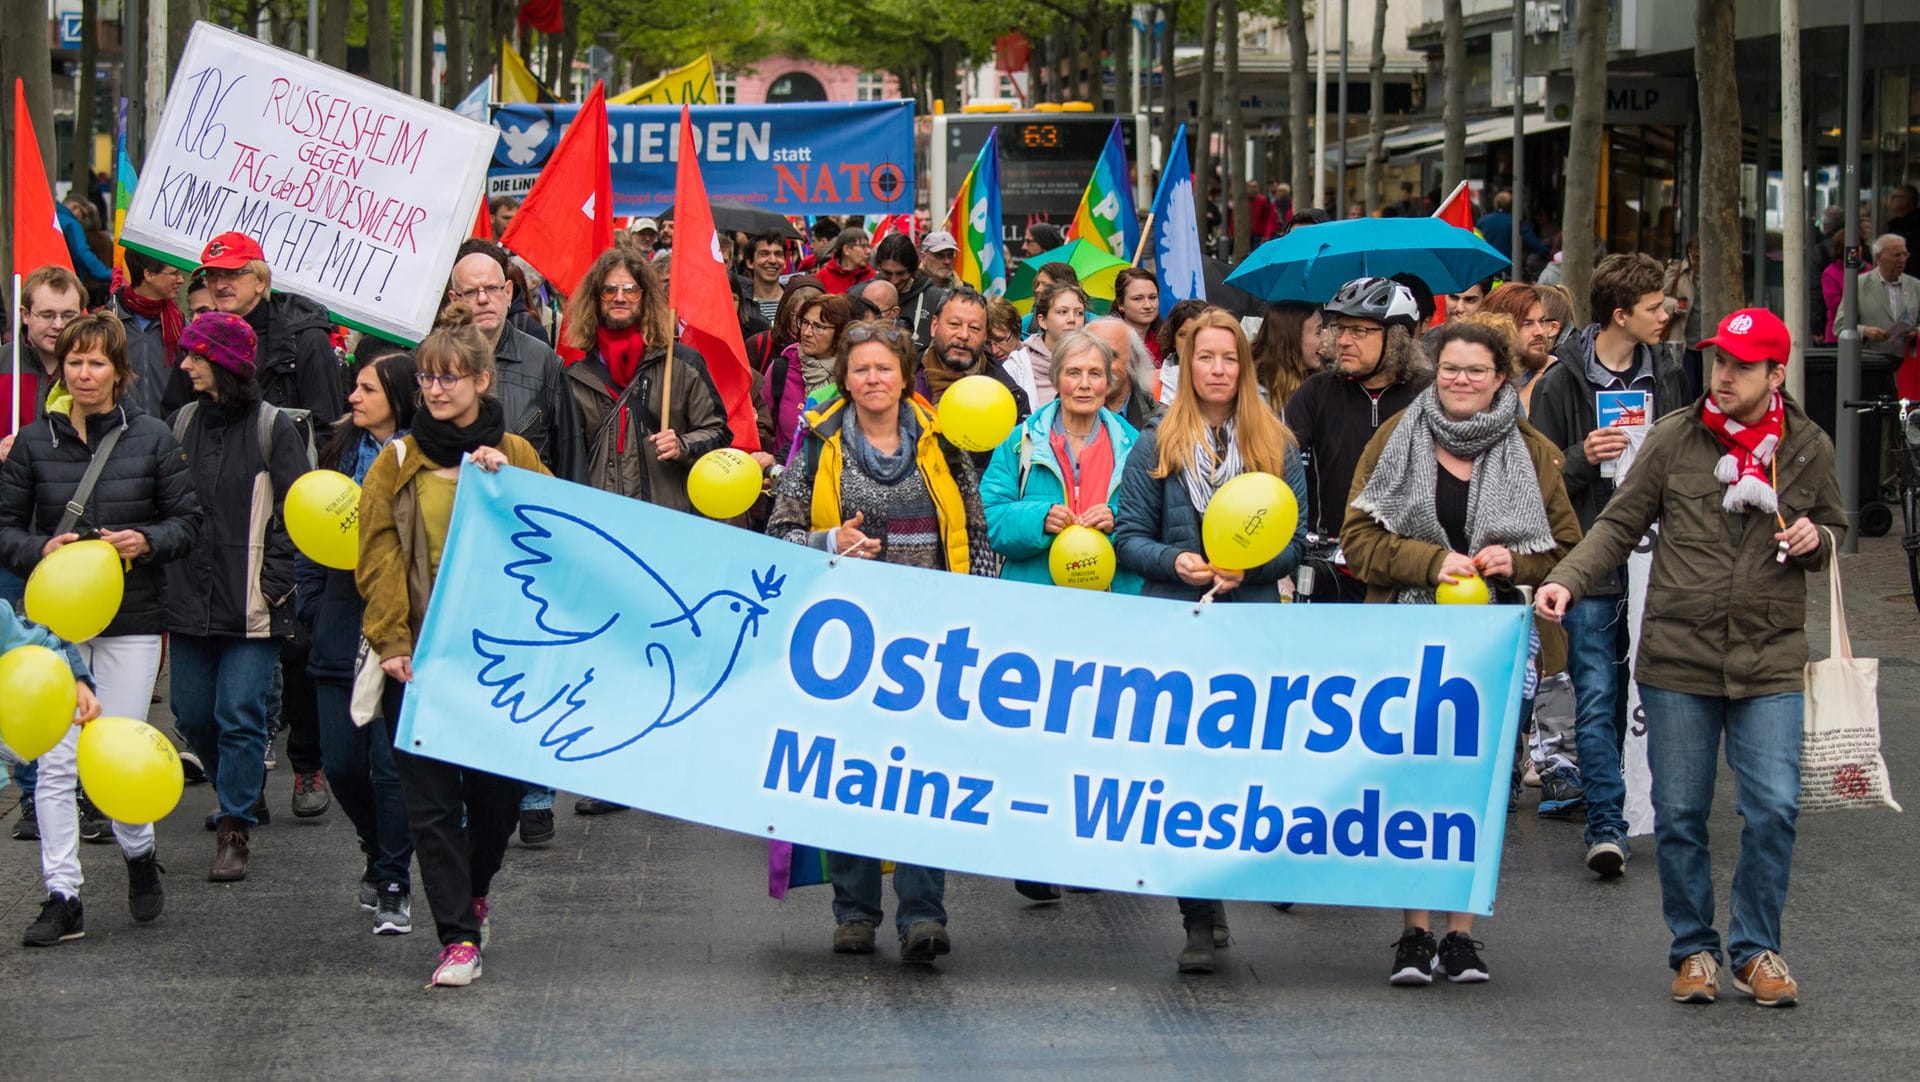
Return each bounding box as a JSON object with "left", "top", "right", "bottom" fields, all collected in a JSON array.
[
  {"left": 314, "top": 678, "right": 412, "bottom": 890},
  {"left": 170, "top": 635, "right": 279, "bottom": 825},
  {"left": 1565, "top": 593, "right": 1631, "bottom": 845},
  {"left": 827, "top": 854, "right": 946, "bottom": 938},
  {"left": 1638, "top": 684, "right": 1802, "bottom": 971}
]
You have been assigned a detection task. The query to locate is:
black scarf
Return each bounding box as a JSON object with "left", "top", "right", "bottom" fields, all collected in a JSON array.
[{"left": 411, "top": 395, "right": 506, "bottom": 468}]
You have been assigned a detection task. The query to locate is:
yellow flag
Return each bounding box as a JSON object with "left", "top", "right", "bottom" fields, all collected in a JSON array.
[
  {"left": 500, "top": 39, "right": 560, "bottom": 104},
  {"left": 609, "top": 54, "right": 715, "bottom": 106}
]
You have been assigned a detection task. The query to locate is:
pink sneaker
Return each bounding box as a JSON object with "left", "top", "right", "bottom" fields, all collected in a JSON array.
[
  {"left": 473, "top": 896, "right": 490, "bottom": 950},
  {"left": 429, "top": 942, "right": 481, "bottom": 987}
]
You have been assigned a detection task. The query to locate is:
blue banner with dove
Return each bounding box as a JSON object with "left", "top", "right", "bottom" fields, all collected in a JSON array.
[{"left": 401, "top": 465, "right": 1532, "bottom": 914}]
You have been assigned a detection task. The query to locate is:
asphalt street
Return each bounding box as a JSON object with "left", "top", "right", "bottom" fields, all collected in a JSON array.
[{"left": 3, "top": 537, "right": 1917, "bottom": 1080}]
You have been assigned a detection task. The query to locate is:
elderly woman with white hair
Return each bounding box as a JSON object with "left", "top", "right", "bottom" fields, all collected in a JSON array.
[{"left": 1086, "top": 316, "right": 1164, "bottom": 429}]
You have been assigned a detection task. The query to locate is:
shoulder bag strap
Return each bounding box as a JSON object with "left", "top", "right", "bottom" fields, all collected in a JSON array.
[{"left": 54, "top": 423, "right": 126, "bottom": 536}]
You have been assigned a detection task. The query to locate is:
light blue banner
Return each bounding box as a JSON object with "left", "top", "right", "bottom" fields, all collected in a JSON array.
[{"left": 402, "top": 465, "right": 1531, "bottom": 914}]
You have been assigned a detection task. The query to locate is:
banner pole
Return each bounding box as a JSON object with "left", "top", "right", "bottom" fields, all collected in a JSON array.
[
  {"left": 662, "top": 305, "right": 677, "bottom": 436},
  {"left": 11, "top": 273, "right": 21, "bottom": 437},
  {"left": 1131, "top": 210, "right": 1157, "bottom": 267}
]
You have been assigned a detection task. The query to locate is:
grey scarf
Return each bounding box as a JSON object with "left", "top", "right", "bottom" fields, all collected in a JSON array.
[
  {"left": 842, "top": 401, "right": 922, "bottom": 486},
  {"left": 1352, "top": 384, "right": 1554, "bottom": 603},
  {"left": 1180, "top": 420, "right": 1245, "bottom": 513}
]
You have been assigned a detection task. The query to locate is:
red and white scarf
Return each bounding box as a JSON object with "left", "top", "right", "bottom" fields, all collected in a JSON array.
[{"left": 1700, "top": 391, "right": 1784, "bottom": 514}]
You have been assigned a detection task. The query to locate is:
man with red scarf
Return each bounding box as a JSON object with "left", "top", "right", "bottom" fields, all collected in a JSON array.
[
  {"left": 110, "top": 249, "right": 189, "bottom": 419},
  {"left": 1537, "top": 308, "right": 1845, "bottom": 1010}
]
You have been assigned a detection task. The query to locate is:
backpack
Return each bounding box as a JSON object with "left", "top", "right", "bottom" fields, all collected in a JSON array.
[{"left": 171, "top": 401, "right": 317, "bottom": 472}]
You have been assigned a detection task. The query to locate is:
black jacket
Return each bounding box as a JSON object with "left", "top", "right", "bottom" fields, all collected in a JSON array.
[
  {"left": 164, "top": 400, "right": 310, "bottom": 638},
  {"left": 494, "top": 325, "right": 585, "bottom": 482},
  {"left": 1531, "top": 326, "right": 1692, "bottom": 532},
  {"left": 1282, "top": 369, "right": 1424, "bottom": 538},
  {"left": 0, "top": 402, "right": 200, "bottom": 636},
  {"left": 506, "top": 292, "right": 550, "bottom": 346},
  {"left": 246, "top": 292, "right": 346, "bottom": 432},
  {"left": 899, "top": 275, "right": 946, "bottom": 350}
]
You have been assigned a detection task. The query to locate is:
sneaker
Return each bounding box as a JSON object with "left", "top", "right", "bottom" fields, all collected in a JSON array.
[
  {"left": 832, "top": 920, "right": 877, "bottom": 954},
  {"left": 474, "top": 896, "right": 491, "bottom": 950},
  {"left": 572, "top": 797, "right": 627, "bottom": 816},
  {"left": 1013, "top": 880, "right": 1062, "bottom": 902},
  {"left": 290, "top": 772, "right": 330, "bottom": 818},
  {"left": 126, "top": 850, "right": 166, "bottom": 923},
  {"left": 1731, "top": 950, "right": 1799, "bottom": 1008},
  {"left": 1434, "top": 932, "right": 1490, "bottom": 982},
  {"left": 357, "top": 876, "right": 380, "bottom": 912},
  {"left": 1586, "top": 838, "right": 1628, "bottom": 878},
  {"left": 1389, "top": 927, "right": 1437, "bottom": 986},
  {"left": 178, "top": 748, "right": 206, "bottom": 784},
  {"left": 429, "top": 942, "right": 482, "bottom": 987},
  {"left": 373, "top": 883, "right": 412, "bottom": 936},
  {"left": 78, "top": 795, "right": 112, "bottom": 844},
  {"left": 899, "top": 920, "right": 951, "bottom": 964},
  {"left": 263, "top": 738, "right": 278, "bottom": 771},
  {"left": 11, "top": 799, "right": 38, "bottom": 841},
  {"left": 1671, "top": 951, "right": 1720, "bottom": 1004},
  {"left": 21, "top": 893, "right": 84, "bottom": 946},
  {"left": 518, "top": 807, "right": 555, "bottom": 846},
  {"left": 1537, "top": 764, "right": 1586, "bottom": 818}
]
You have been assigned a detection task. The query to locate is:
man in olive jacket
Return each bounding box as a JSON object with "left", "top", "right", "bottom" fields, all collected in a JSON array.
[{"left": 1536, "top": 308, "right": 1845, "bottom": 1011}]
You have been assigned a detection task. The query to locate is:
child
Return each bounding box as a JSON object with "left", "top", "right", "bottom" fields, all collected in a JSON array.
[{"left": 0, "top": 600, "right": 106, "bottom": 945}]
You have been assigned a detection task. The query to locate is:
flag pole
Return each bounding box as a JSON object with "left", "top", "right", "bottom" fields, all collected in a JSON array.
[
  {"left": 662, "top": 306, "right": 677, "bottom": 436},
  {"left": 10, "top": 273, "right": 21, "bottom": 437},
  {"left": 1131, "top": 211, "right": 1156, "bottom": 267}
]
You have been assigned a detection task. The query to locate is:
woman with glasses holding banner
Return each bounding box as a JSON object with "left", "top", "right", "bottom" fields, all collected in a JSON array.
[
  {"left": 1341, "top": 319, "right": 1581, "bottom": 987},
  {"left": 1113, "top": 307, "right": 1309, "bottom": 976},
  {"left": 766, "top": 320, "right": 995, "bottom": 966},
  {"left": 357, "top": 306, "right": 551, "bottom": 988}
]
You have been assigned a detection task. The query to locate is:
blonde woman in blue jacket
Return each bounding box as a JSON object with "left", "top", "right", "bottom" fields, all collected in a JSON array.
[{"left": 981, "top": 330, "right": 1144, "bottom": 595}]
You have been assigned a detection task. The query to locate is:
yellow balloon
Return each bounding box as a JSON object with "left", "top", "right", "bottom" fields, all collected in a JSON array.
[
  {"left": 1048, "top": 525, "right": 1116, "bottom": 591},
  {"left": 688, "top": 448, "right": 764, "bottom": 520},
  {"left": 1435, "top": 573, "right": 1491, "bottom": 605},
  {"left": 937, "top": 375, "right": 1018, "bottom": 452},
  {"left": 76, "top": 717, "right": 184, "bottom": 825},
  {"left": 286, "top": 470, "right": 362, "bottom": 570},
  {"left": 0, "top": 645, "right": 78, "bottom": 761},
  {"left": 1201, "top": 472, "right": 1299, "bottom": 571},
  {"left": 24, "top": 538, "right": 124, "bottom": 642}
]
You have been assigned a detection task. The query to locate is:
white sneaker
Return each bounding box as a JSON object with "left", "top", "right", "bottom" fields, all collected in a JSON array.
[{"left": 429, "top": 942, "right": 481, "bottom": 987}]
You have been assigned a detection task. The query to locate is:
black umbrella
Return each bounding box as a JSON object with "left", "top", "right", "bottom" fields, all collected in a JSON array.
[
  {"left": 1203, "top": 256, "right": 1260, "bottom": 319},
  {"left": 657, "top": 201, "right": 800, "bottom": 239}
]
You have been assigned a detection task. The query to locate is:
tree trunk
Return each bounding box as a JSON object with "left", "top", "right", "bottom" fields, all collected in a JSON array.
[
  {"left": 1561, "top": 0, "right": 1610, "bottom": 324},
  {"left": 471, "top": 0, "right": 494, "bottom": 91},
  {"left": 1441, "top": 0, "right": 1466, "bottom": 194},
  {"left": 367, "top": 0, "right": 393, "bottom": 88},
  {"left": 421, "top": 0, "right": 439, "bottom": 100},
  {"left": 71, "top": 0, "right": 100, "bottom": 197},
  {"left": 1287, "top": 0, "right": 1310, "bottom": 205},
  {"left": 1, "top": 4, "right": 56, "bottom": 284},
  {"left": 168, "top": 0, "right": 204, "bottom": 76},
  {"left": 1194, "top": 0, "right": 1220, "bottom": 249},
  {"left": 443, "top": 0, "right": 467, "bottom": 103},
  {"left": 1695, "top": 0, "right": 1745, "bottom": 325},
  {"left": 1159, "top": 3, "right": 1179, "bottom": 155},
  {"left": 320, "top": 0, "right": 348, "bottom": 69},
  {"left": 1365, "top": 0, "right": 1387, "bottom": 214},
  {"left": 1224, "top": 0, "right": 1249, "bottom": 259},
  {"left": 1064, "top": 19, "right": 1082, "bottom": 101},
  {"left": 559, "top": 2, "right": 580, "bottom": 101},
  {"left": 1113, "top": 6, "right": 1132, "bottom": 115}
]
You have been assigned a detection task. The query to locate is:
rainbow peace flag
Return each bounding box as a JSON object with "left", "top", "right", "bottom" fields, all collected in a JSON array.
[
  {"left": 111, "top": 98, "right": 136, "bottom": 279},
  {"left": 943, "top": 127, "right": 1007, "bottom": 297},
  {"left": 1067, "top": 120, "right": 1140, "bottom": 260}
]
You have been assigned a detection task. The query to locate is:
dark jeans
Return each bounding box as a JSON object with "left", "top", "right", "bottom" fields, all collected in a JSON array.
[
  {"left": 383, "top": 679, "right": 520, "bottom": 947},
  {"left": 1178, "top": 897, "right": 1223, "bottom": 929},
  {"left": 315, "top": 677, "right": 412, "bottom": 890},
  {"left": 279, "top": 640, "right": 323, "bottom": 776},
  {"left": 1565, "top": 593, "right": 1632, "bottom": 846},
  {"left": 170, "top": 634, "right": 278, "bottom": 824},
  {"left": 827, "top": 854, "right": 946, "bottom": 938}
]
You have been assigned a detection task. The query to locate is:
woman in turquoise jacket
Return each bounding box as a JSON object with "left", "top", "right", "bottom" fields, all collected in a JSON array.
[{"left": 981, "top": 329, "right": 1144, "bottom": 595}]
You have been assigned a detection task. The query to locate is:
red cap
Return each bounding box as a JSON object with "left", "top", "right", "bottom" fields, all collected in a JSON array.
[
  {"left": 1695, "top": 307, "right": 1791, "bottom": 364},
  {"left": 197, "top": 231, "right": 265, "bottom": 272}
]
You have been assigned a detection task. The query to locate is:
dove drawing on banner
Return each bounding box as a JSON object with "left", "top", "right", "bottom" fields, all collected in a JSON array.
[
  {"left": 472, "top": 505, "right": 785, "bottom": 761},
  {"left": 499, "top": 116, "right": 550, "bottom": 166}
]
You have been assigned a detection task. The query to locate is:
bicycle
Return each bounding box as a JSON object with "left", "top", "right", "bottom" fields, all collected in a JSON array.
[{"left": 1843, "top": 396, "right": 1920, "bottom": 614}]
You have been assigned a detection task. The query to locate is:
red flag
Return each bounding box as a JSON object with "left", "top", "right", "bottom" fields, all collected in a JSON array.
[
  {"left": 12, "top": 79, "right": 72, "bottom": 278},
  {"left": 668, "top": 105, "right": 760, "bottom": 454},
  {"left": 471, "top": 197, "right": 493, "bottom": 240},
  {"left": 1428, "top": 180, "right": 1478, "bottom": 326},
  {"left": 500, "top": 83, "right": 612, "bottom": 298},
  {"left": 516, "top": 0, "right": 564, "bottom": 34}
]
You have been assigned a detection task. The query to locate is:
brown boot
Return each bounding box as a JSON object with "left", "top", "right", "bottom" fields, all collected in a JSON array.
[{"left": 209, "top": 819, "right": 250, "bottom": 882}]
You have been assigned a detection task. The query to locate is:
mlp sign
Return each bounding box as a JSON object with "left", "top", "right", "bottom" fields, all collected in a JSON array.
[
  {"left": 488, "top": 100, "right": 915, "bottom": 216},
  {"left": 119, "top": 22, "right": 498, "bottom": 343}
]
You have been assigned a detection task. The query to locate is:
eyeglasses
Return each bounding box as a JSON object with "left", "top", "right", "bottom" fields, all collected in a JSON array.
[
  {"left": 29, "top": 309, "right": 81, "bottom": 325},
  {"left": 1332, "top": 322, "right": 1383, "bottom": 341},
  {"left": 1437, "top": 364, "right": 1499, "bottom": 383},
  {"left": 799, "top": 318, "right": 835, "bottom": 334},
  {"left": 599, "top": 283, "right": 642, "bottom": 299},
  {"left": 415, "top": 371, "right": 472, "bottom": 390},
  {"left": 451, "top": 283, "right": 509, "bottom": 302}
]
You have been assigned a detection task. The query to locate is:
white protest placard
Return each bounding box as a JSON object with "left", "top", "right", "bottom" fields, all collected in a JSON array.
[{"left": 120, "top": 22, "right": 496, "bottom": 343}]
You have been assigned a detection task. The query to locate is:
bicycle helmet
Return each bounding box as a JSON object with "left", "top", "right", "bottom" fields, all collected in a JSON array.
[{"left": 1324, "top": 277, "right": 1421, "bottom": 331}]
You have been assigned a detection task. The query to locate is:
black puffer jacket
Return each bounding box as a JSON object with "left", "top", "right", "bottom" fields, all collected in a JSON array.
[
  {"left": 245, "top": 292, "right": 346, "bottom": 432},
  {"left": 0, "top": 402, "right": 201, "bottom": 636}
]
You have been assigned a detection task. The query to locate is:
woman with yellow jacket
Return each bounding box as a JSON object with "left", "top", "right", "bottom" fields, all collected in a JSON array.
[
  {"left": 356, "top": 306, "right": 550, "bottom": 988},
  {"left": 765, "top": 320, "right": 995, "bottom": 966}
]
